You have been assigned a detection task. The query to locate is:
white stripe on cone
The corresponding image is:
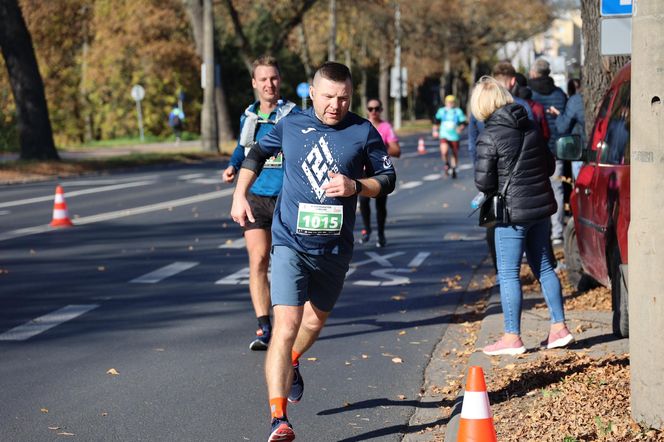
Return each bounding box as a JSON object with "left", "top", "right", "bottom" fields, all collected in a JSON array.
[
  {"left": 54, "top": 194, "right": 65, "bottom": 203},
  {"left": 52, "top": 209, "right": 68, "bottom": 218},
  {"left": 459, "top": 391, "right": 492, "bottom": 420}
]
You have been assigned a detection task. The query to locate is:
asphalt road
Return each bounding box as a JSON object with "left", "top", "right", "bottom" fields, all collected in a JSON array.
[{"left": 0, "top": 133, "right": 490, "bottom": 441}]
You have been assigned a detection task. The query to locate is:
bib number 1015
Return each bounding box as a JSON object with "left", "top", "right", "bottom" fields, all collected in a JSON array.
[{"left": 296, "top": 203, "right": 343, "bottom": 235}]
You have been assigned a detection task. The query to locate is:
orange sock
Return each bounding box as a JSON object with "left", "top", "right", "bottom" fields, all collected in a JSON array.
[
  {"left": 291, "top": 350, "right": 302, "bottom": 366},
  {"left": 269, "top": 397, "right": 287, "bottom": 419}
]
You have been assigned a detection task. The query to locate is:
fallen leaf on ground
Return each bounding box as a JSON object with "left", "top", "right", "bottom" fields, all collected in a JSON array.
[
  {"left": 392, "top": 357, "right": 403, "bottom": 364},
  {"left": 40, "top": 408, "right": 48, "bottom": 413},
  {"left": 106, "top": 368, "right": 119, "bottom": 376},
  {"left": 306, "top": 357, "right": 318, "bottom": 361}
]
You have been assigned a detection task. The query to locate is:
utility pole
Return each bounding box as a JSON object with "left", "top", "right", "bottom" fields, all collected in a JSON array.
[
  {"left": 201, "top": 0, "right": 218, "bottom": 152},
  {"left": 328, "top": 0, "right": 336, "bottom": 61},
  {"left": 393, "top": 2, "right": 401, "bottom": 130},
  {"left": 630, "top": 0, "right": 664, "bottom": 428}
]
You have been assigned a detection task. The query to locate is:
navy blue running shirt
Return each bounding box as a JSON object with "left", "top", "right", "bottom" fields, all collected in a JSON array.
[{"left": 254, "top": 107, "right": 396, "bottom": 255}]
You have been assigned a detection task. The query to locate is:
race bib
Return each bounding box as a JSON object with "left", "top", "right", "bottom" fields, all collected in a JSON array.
[
  {"left": 264, "top": 152, "right": 283, "bottom": 169},
  {"left": 443, "top": 121, "right": 456, "bottom": 130},
  {"left": 296, "top": 203, "right": 343, "bottom": 236}
]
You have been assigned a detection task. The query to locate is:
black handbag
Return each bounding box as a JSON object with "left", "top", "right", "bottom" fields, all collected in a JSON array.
[
  {"left": 478, "top": 192, "right": 507, "bottom": 228},
  {"left": 478, "top": 132, "right": 524, "bottom": 228}
]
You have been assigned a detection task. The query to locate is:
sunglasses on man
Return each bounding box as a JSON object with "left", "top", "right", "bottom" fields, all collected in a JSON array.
[{"left": 367, "top": 106, "right": 382, "bottom": 112}]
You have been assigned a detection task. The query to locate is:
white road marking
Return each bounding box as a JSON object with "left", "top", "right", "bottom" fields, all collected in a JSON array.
[
  {"left": 219, "top": 237, "right": 246, "bottom": 249},
  {"left": 215, "top": 267, "right": 250, "bottom": 285},
  {"left": 0, "top": 188, "right": 234, "bottom": 242},
  {"left": 351, "top": 251, "right": 404, "bottom": 268},
  {"left": 399, "top": 181, "right": 423, "bottom": 190},
  {"left": 0, "top": 180, "right": 155, "bottom": 209},
  {"left": 130, "top": 262, "right": 199, "bottom": 283},
  {"left": 63, "top": 175, "right": 159, "bottom": 186},
  {"left": 0, "top": 210, "right": 10, "bottom": 216},
  {"left": 422, "top": 174, "right": 442, "bottom": 181},
  {"left": 354, "top": 269, "right": 411, "bottom": 286},
  {"left": 178, "top": 173, "right": 205, "bottom": 180},
  {"left": 408, "top": 252, "right": 430, "bottom": 267},
  {"left": 457, "top": 164, "right": 472, "bottom": 171},
  {"left": 0, "top": 304, "right": 99, "bottom": 341},
  {"left": 190, "top": 178, "right": 220, "bottom": 185}
]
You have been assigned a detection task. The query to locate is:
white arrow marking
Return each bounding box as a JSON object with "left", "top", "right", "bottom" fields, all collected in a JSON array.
[{"left": 351, "top": 251, "right": 404, "bottom": 268}]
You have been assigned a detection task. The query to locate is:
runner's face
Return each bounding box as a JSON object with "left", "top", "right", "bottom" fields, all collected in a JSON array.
[
  {"left": 252, "top": 65, "right": 281, "bottom": 103},
  {"left": 310, "top": 77, "right": 352, "bottom": 126},
  {"left": 367, "top": 100, "right": 382, "bottom": 119}
]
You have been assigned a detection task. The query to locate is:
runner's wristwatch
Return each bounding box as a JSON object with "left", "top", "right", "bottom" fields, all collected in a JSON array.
[{"left": 353, "top": 179, "right": 363, "bottom": 195}]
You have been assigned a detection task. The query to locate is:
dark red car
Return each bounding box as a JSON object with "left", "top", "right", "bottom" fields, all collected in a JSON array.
[{"left": 557, "top": 63, "right": 631, "bottom": 337}]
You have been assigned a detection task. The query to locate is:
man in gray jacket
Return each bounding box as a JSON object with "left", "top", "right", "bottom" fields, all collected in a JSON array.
[{"left": 529, "top": 58, "right": 567, "bottom": 245}]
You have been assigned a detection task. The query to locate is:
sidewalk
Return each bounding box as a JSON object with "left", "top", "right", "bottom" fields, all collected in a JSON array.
[{"left": 404, "top": 260, "right": 629, "bottom": 441}]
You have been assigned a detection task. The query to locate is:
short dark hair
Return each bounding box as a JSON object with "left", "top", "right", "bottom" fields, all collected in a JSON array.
[
  {"left": 252, "top": 55, "right": 280, "bottom": 78},
  {"left": 514, "top": 72, "right": 528, "bottom": 87},
  {"left": 492, "top": 60, "right": 516, "bottom": 79},
  {"left": 315, "top": 61, "right": 352, "bottom": 84}
]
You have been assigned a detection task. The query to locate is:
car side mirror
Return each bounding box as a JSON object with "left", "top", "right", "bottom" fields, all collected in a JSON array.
[{"left": 556, "top": 135, "right": 583, "bottom": 161}]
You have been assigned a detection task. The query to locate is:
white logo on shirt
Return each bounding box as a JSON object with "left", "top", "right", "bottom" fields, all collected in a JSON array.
[
  {"left": 302, "top": 136, "right": 338, "bottom": 202},
  {"left": 382, "top": 155, "right": 393, "bottom": 169},
  {"left": 301, "top": 127, "right": 316, "bottom": 134}
]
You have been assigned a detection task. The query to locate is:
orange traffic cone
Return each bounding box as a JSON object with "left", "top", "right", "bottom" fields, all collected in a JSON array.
[
  {"left": 457, "top": 366, "right": 497, "bottom": 442},
  {"left": 50, "top": 185, "right": 74, "bottom": 227},
  {"left": 417, "top": 137, "right": 426, "bottom": 155}
]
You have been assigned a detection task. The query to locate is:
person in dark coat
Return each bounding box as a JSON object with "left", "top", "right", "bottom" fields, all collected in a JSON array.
[
  {"left": 471, "top": 76, "right": 574, "bottom": 355},
  {"left": 529, "top": 58, "right": 567, "bottom": 245}
]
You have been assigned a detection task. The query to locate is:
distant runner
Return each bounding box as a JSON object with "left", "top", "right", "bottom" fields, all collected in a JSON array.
[{"left": 434, "top": 94, "right": 466, "bottom": 178}]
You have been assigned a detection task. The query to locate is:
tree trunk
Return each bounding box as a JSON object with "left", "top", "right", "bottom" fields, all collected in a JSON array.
[
  {"left": 328, "top": 0, "right": 336, "bottom": 61},
  {"left": 185, "top": 0, "right": 231, "bottom": 143},
  {"left": 201, "top": 0, "right": 218, "bottom": 151},
  {"left": 0, "top": 0, "right": 58, "bottom": 160},
  {"left": 379, "top": 53, "right": 390, "bottom": 119},
  {"left": 580, "top": 0, "right": 630, "bottom": 136},
  {"left": 297, "top": 23, "right": 314, "bottom": 81}
]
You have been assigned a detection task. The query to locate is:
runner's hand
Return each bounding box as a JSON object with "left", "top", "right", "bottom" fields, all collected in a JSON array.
[
  {"left": 222, "top": 166, "right": 236, "bottom": 183},
  {"left": 230, "top": 195, "right": 255, "bottom": 227},
  {"left": 322, "top": 171, "right": 355, "bottom": 197}
]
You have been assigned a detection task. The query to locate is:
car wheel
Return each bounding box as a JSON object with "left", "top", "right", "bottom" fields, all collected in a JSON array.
[
  {"left": 611, "top": 247, "right": 629, "bottom": 338},
  {"left": 563, "top": 218, "right": 584, "bottom": 289}
]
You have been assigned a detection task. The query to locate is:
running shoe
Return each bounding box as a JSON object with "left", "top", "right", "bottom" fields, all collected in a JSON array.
[
  {"left": 451, "top": 168, "right": 457, "bottom": 179},
  {"left": 249, "top": 325, "right": 271, "bottom": 351},
  {"left": 541, "top": 327, "right": 575, "bottom": 349},
  {"left": 288, "top": 363, "right": 304, "bottom": 403},
  {"left": 376, "top": 234, "right": 386, "bottom": 248},
  {"left": 482, "top": 337, "right": 526, "bottom": 356},
  {"left": 268, "top": 417, "right": 295, "bottom": 442},
  {"left": 359, "top": 229, "right": 370, "bottom": 244}
]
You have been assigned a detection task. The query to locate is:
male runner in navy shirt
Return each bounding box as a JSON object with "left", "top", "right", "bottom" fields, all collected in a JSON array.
[{"left": 231, "top": 62, "right": 396, "bottom": 442}]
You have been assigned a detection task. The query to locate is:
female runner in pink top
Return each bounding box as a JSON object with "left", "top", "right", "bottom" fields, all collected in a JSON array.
[{"left": 359, "top": 98, "right": 401, "bottom": 247}]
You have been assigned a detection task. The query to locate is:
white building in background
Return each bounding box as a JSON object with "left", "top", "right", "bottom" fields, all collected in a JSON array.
[{"left": 497, "top": 8, "right": 582, "bottom": 94}]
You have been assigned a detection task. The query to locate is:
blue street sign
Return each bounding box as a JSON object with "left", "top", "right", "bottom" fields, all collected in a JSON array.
[
  {"left": 601, "top": 0, "right": 632, "bottom": 16},
  {"left": 296, "top": 82, "right": 309, "bottom": 99}
]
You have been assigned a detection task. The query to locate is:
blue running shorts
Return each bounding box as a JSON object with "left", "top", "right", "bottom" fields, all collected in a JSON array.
[{"left": 270, "top": 245, "right": 352, "bottom": 312}]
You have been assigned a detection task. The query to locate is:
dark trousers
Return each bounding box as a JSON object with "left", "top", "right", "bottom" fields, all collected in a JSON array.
[{"left": 359, "top": 195, "right": 388, "bottom": 237}]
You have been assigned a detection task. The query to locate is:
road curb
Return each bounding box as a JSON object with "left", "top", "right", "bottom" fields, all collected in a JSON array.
[{"left": 402, "top": 255, "right": 495, "bottom": 442}]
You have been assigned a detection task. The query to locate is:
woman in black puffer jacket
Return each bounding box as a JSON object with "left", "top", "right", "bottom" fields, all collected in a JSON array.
[{"left": 471, "top": 76, "right": 574, "bottom": 356}]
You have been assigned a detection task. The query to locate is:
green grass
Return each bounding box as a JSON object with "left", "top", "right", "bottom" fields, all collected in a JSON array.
[
  {"left": 64, "top": 131, "right": 200, "bottom": 150},
  {"left": 396, "top": 119, "right": 433, "bottom": 136}
]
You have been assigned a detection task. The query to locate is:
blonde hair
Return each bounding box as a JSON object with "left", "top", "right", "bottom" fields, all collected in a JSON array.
[{"left": 470, "top": 76, "right": 514, "bottom": 121}]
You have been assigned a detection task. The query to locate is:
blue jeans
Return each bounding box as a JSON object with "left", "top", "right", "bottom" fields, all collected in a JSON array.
[{"left": 494, "top": 219, "right": 565, "bottom": 335}]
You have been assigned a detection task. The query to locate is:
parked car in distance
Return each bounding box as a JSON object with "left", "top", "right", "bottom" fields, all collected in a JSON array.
[{"left": 557, "top": 63, "right": 631, "bottom": 338}]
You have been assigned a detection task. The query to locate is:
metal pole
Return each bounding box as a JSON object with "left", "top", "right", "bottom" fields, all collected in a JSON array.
[
  {"left": 201, "top": 0, "right": 218, "bottom": 152},
  {"left": 393, "top": 2, "right": 401, "bottom": 130},
  {"left": 135, "top": 100, "right": 144, "bottom": 142}
]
